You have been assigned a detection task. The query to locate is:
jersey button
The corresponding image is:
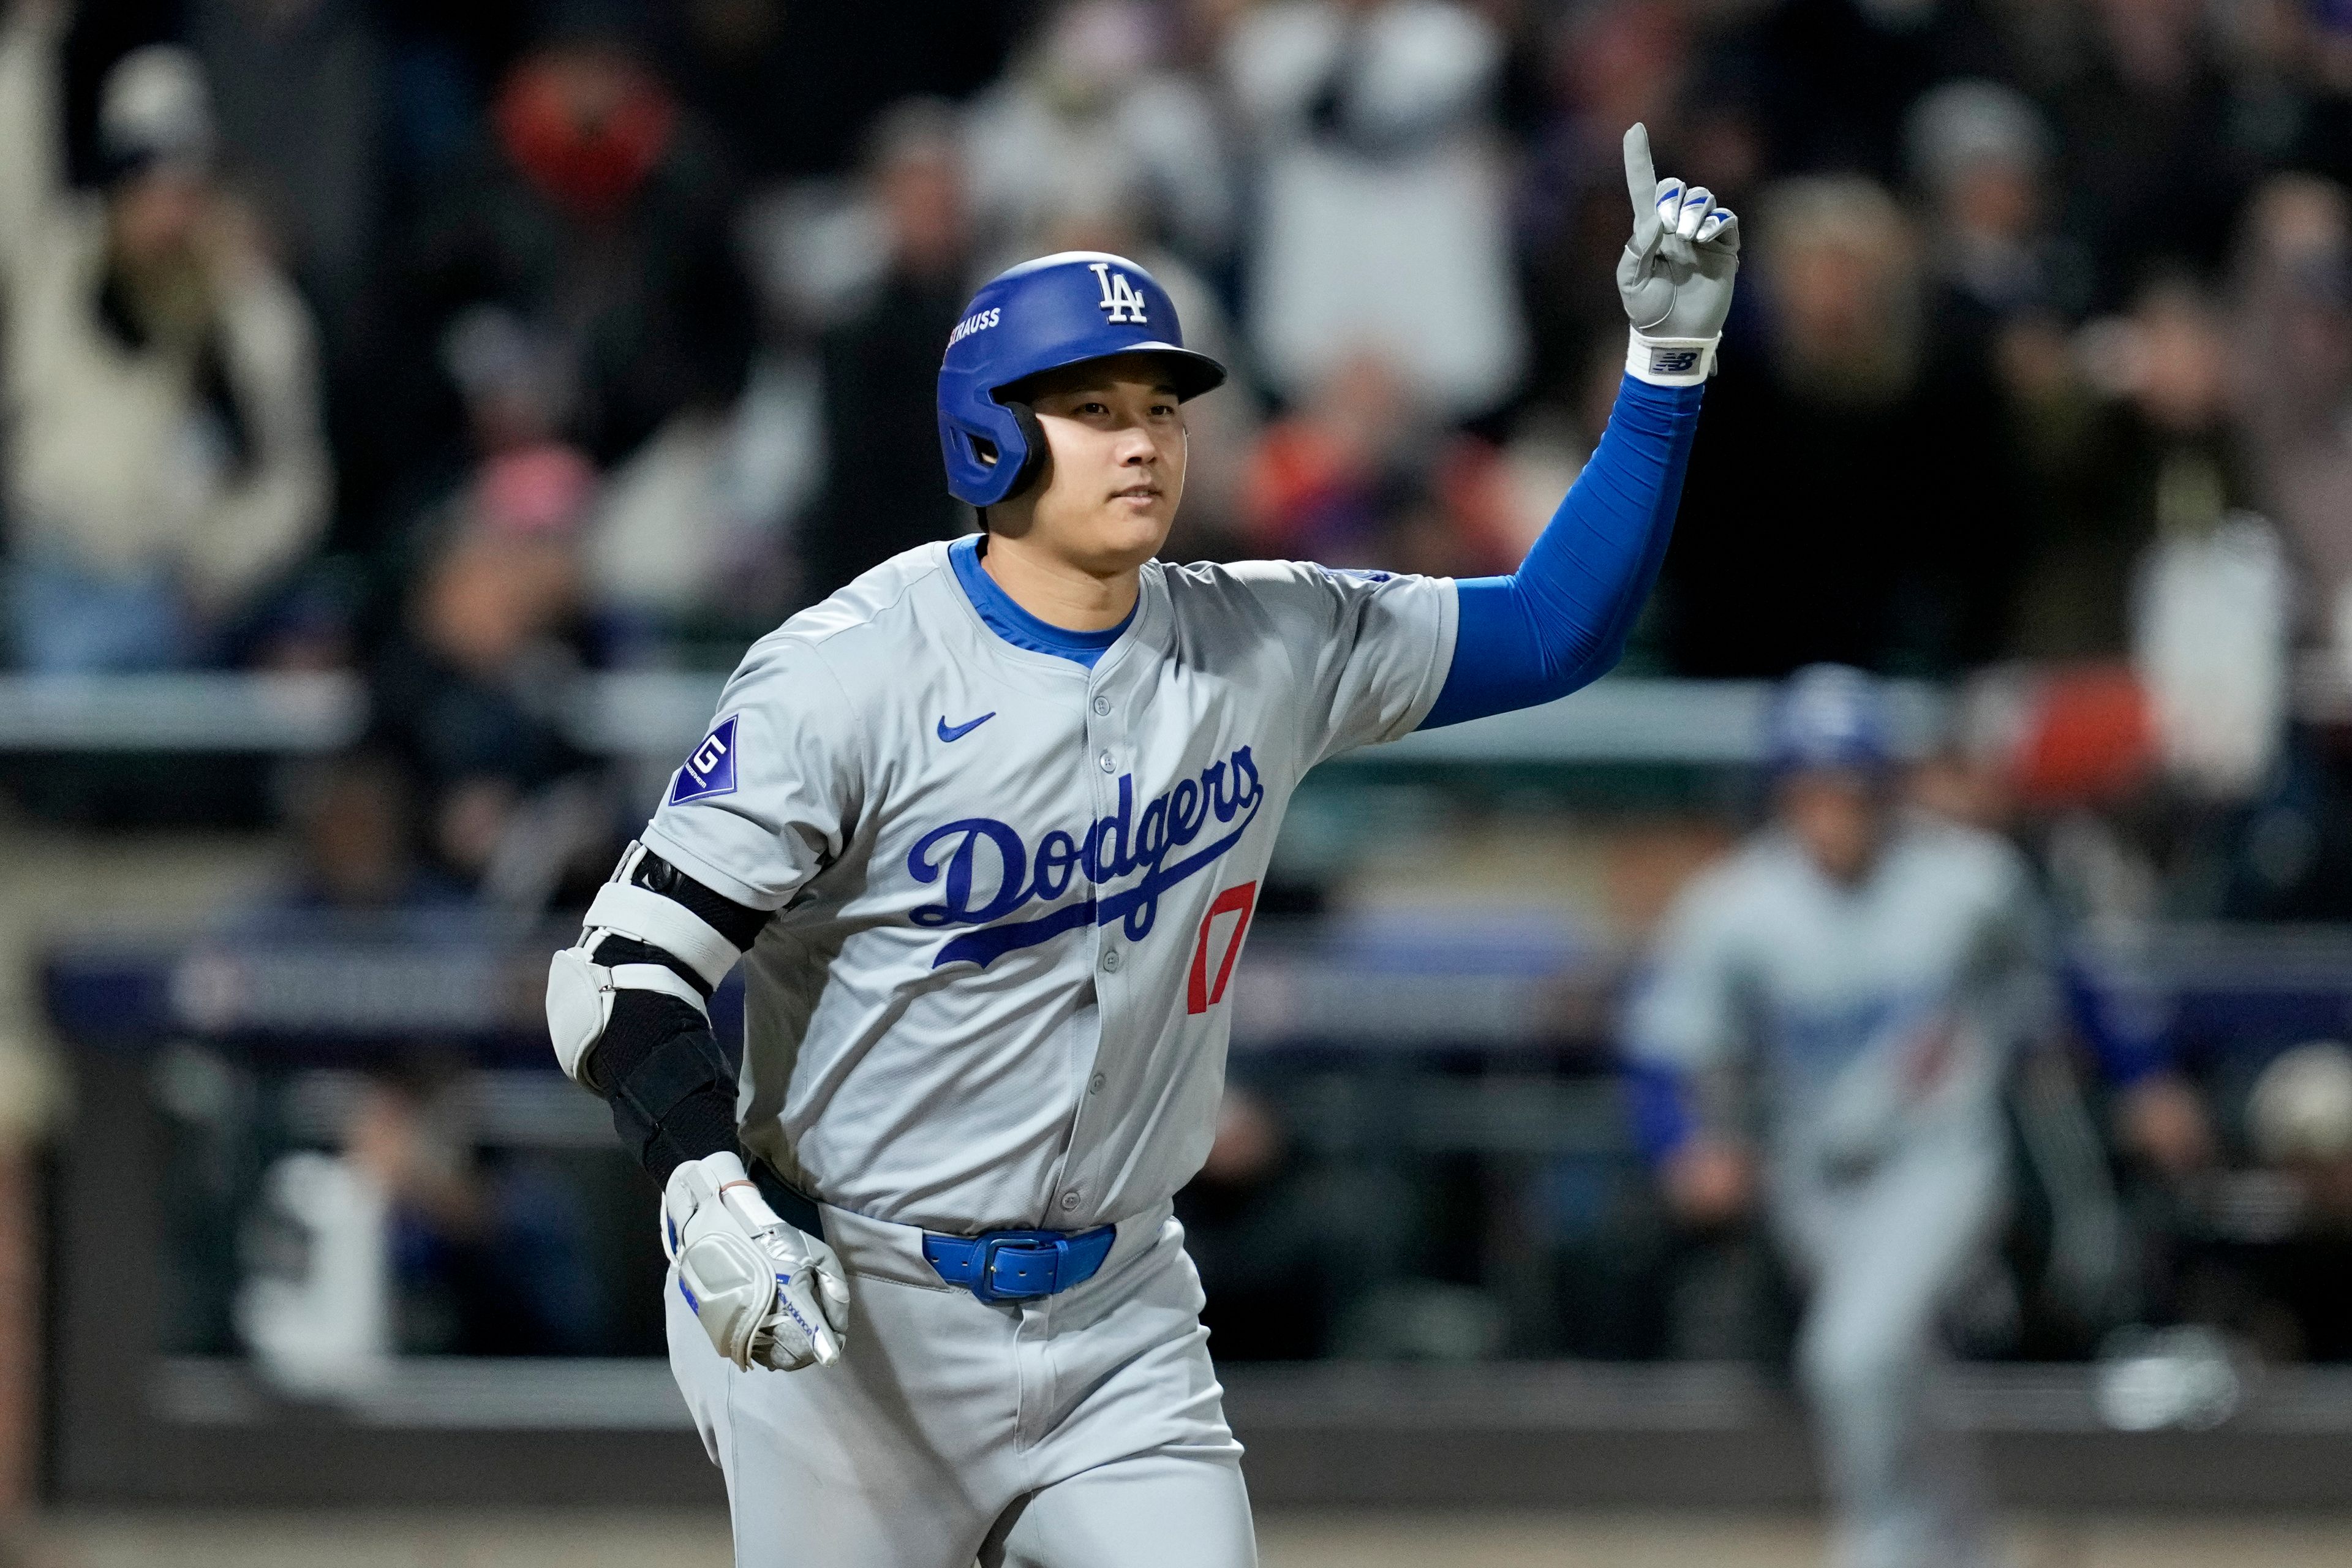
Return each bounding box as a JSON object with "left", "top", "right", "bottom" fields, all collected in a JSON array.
[
  {"left": 1088, "top": 1072, "right": 1106, "bottom": 1095},
  {"left": 1096, "top": 750, "right": 1115, "bottom": 774},
  {"left": 1100, "top": 947, "right": 1121, "bottom": 973},
  {"left": 1091, "top": 695, "right": 1111, "bottom": 717},
  {"left": 1059, "top": 1192, "right": 1082, "bottom": 1212}
]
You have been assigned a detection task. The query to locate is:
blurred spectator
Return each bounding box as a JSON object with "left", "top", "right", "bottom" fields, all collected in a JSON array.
[
  {"left": 410, "top": 286, "right": 812, "bottom": 652},
  {"left": 2108, "top": 294, "right": 2286, "bottom": 816},
  {"left": 369, "top": 446, "right": 608, "bottom": 903},
  {"left": 2229, "top": 176, "right": 2352, "bottom": 659},
  {"left": 235, "top": 1142, "right": 391, "bottom": 1392},
  {"left": 666, "top": 0, "right": 1028, "bottom": 181},
  {"left": 368, "top": 2, "right": 530, "bottom": 189},
  {"left": 1242, "top": 352, "right": 1517, "bottom": 575},
  {"left": 2132, "top": 503, "right": 2288, "bottom": 804},
  {"left": 2118, "top": 1061, "right": 2218, "bottom": 1182},
  {"left": 2003, "top": 279, "right": 2251, "bottom": 661},
  {"left": 1717, "top": 0, "right": 2000, "bottom": 186},
  {"left": 1905, "top": 80, "right": 2090, "bottom": 355},
  {"left": 1226, "top": 0, "right": 1526, "bottom": 418},
  {"left": 355, "top": 300, "right": 571, "bottom": 541},
  {"left": 581, "top": 357, "right": 818, "bottom": 654},
  {"left": 2195, "top": 719, "right": 2352, "bottom": 921},
  {"left": 2162, "top": 1038, "right": 2352, "bottom": 1365},
  {"left": 377, "top": 11, "right": 753, "bottom": 496},
  {"left": 187, "top": 0, "right": 385, "bottom": 357},
  {"left": 263, "top": 750, "right": 464, "bottom": 924},
  {"left": 2233, "top": 1039, "right": 2352, "bottom": 1359},
  {"left": 963, "top": 0, "right": 1236, "bottom": 273},
  {"left": 2218, "top": 0, "right": 2352, "bottom": 189},
  {"left": 2052, "top": 0, "right": 2255, "bottom": 311},
  {"left": 343, "top": 1068, "right": 608, "bottom": 1356},
  {"left": 0, "top": 10, "right": 330, "bottom": 671},
  {"left": 440, "top": 303, "right": 578, "bottom": 464},
  {"left": 1553, "top": 0, "right": 1699, "bottom": 165},
  {"left": 800, "top": 99, "right": 976, "bottom": 598},
  {"left": 663, "top": 0, "right": 807, "bottom": 182},
  {"left": 1660, "top": 176, "right": 2025, "bottom": 677}
]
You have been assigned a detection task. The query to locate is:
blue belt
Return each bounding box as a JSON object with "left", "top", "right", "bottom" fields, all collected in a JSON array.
[{"left": 922, "top": 1225, "right": 1117, "bottom": 1303}]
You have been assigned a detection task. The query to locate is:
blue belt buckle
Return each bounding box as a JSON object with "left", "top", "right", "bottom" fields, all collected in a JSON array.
[{"left": 976, "top": 1230, "right": 1068, "bottom": 1303}]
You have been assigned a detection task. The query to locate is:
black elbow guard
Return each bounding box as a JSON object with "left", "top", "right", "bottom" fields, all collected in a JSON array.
[{"left": 589, "top": 990, "right": 744, "bottom": 1185}]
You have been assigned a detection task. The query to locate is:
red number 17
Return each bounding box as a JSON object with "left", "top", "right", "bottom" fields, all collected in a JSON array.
[{"left": 1186, "top": 881, "right": 1257, "bottom": 1016}]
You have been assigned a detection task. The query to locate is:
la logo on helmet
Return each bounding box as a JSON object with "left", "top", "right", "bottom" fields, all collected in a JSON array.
[{"left": 1090, "top": 262, "right": 1148, "bottom": 324}]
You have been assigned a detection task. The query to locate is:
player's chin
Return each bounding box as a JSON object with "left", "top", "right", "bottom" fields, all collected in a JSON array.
[{"left": 1082, "top": 502, "right": 1177, "bottom": 564}]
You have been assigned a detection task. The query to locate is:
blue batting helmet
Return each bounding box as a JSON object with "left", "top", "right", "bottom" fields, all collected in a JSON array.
[
  {"left": 937, "top": 251, "right": 1227, "bottom": 508},
  {"left": 1766, "top": 664, "right": 1895, "bottom": 773}
]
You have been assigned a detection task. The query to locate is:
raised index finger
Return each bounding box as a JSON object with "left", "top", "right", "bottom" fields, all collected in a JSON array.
[{"left": 1624, "top": 123, "right": 1658, "bottom": 217}]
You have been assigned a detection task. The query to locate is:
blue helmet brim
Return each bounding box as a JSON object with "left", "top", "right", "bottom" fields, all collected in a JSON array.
[{"left": 994, "top": 342, "right": 1228, "bottom": 405}]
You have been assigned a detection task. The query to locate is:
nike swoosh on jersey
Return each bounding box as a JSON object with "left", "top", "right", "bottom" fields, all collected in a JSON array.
[{"left": 937, "top": 712, "right": 997, "bottom": 742}]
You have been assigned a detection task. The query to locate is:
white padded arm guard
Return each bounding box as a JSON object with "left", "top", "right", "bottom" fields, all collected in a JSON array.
[
  {"left": 546, "top": 949, "right": 707, "bottom": 1087},
  {"left": 663, "top": 1152, "right": 850, "bottom": 1372},
  {"left": 546, "top": 842, "right": 742, "bottom": 1087}
]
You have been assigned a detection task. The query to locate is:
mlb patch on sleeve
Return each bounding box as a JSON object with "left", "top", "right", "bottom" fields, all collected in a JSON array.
[{"left": 669, "top": 715, "right": 740, "bottom": 804}]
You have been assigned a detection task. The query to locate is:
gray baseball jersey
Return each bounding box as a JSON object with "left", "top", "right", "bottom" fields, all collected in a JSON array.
[
  {"left": 638, "top": 540, "right": 1456, "bottom": 1235},
  {"left": 1625, "top": 814, "right": 2047, "bottom": 1568},
  {"left": 1625, "top": 813, "right": 2049, "bottom": 1175}
]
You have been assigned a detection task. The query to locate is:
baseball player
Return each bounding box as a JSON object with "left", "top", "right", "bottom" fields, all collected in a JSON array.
[
  {"left": 1623, "top": 666, "right": 2052, "bottom": 1568},
  {"left": 545, "top": 125, "right": 1736, "bottom": 1567}
]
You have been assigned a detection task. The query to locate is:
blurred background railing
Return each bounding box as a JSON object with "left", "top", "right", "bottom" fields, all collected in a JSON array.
[{"left": 10, "top": 668, "right": 2352, "bottom": 1511}]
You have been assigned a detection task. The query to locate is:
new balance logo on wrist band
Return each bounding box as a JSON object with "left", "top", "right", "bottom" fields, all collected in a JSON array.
[{"left": 1626, "top": 331, "right": 1718, "bottom": 386}]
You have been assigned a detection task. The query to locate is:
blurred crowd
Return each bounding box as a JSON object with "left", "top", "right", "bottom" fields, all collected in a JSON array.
[{"left": 5, "top": 0, "right": 2352, "bottom": 906}]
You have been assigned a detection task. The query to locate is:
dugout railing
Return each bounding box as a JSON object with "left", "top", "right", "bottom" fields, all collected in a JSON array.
[{"left": 37, "top": 916, "right": 2352, "bottom": 1509}]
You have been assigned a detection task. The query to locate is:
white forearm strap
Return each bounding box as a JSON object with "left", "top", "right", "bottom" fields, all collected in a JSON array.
[
  {"left": 1627, "top": 330, "right": 1719, "bottom": 387},
  {"left": 609, "top": 962, "right": 709, "bottom": 1011},
  {"left": 584, "top": 880, "right": 741, "bottom": 989}
]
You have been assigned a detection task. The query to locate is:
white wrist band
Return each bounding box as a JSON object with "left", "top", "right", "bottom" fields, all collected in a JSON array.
[{"left": 1627, "top": 330, "right": 1719, "bottom": 387}]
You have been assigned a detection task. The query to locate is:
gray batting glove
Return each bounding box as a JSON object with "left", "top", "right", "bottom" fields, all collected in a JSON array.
[
  {"left": 663, "top": 1152, "right": 850, "bottom": 1372},
  {"left": 1616, "top": 122, "right": 1741, "bottom": 386}
]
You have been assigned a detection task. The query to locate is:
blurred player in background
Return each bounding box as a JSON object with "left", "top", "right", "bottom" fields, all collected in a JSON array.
[
  {"left": 1624, "top": 665, "right": 2051, "bottom": 1568},
  {"left": 546, "top": 126, "right": 1737, "bottom": 1566}
]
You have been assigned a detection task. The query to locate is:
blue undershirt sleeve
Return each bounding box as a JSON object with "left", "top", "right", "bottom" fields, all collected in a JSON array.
[
  {"left": 1419, "top": 374, "right": 1706, "bottom": 731},
  {"left": 2064, "top": 959, "right": 2176, "bottom": 1090},
  {"left": 1623, "top": 1060, "right": 1698, "bottom": 1166}
]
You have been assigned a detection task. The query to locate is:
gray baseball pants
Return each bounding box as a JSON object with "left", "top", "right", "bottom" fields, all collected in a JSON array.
[
  {"left": 666, "top": 1199, "right": 1257, "bottom": 1568},
  {"left": 1774, "top": 1117, "right": 2007, "bottom": 1568}
]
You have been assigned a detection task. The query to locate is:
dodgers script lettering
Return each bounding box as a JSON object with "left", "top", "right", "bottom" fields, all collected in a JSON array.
[{"left": 906, "top": 743, "right": 1265, "bottom": 969}]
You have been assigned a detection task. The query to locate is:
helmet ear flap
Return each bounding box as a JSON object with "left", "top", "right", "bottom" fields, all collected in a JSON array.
[
  {"left": 941, "top": 394, "right": 1032, "bottom": 507},
  {"left": 1001, "top": 401, "right": 1047, "bottom": 502}
]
